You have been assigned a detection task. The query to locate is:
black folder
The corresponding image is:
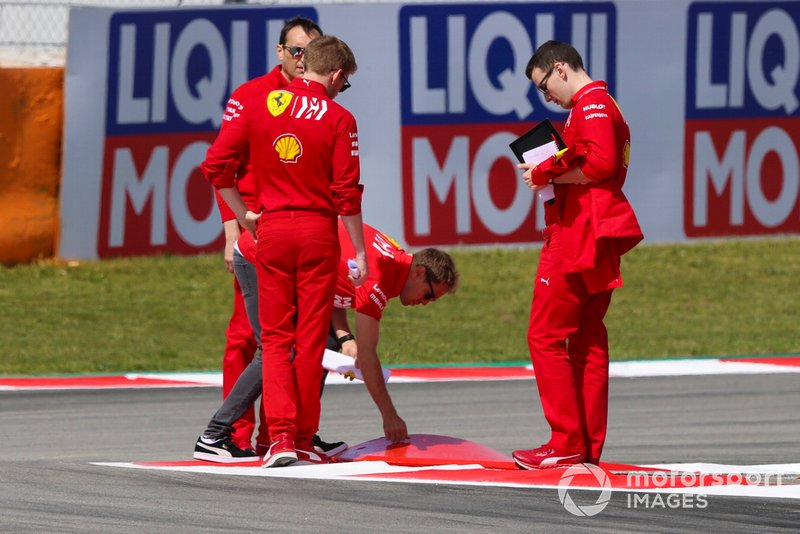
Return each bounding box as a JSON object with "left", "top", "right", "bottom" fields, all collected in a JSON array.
[{"left": 509, "top": 119, "right": 566, "bottom": 164}]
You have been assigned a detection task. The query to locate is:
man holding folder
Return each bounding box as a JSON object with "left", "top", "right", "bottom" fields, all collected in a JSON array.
[{"left": 514, "top": 40, "right": 643, "bottom": 469}]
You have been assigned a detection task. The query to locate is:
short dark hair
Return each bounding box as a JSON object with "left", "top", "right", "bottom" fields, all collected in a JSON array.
[
  {"left": 412, "top": 249, "right": 459, "bottom": 294},
  {"left": 303, "top": 35, "right": 357, "bottom": 77},
  {"left": 279, "top": 16, "right": 323, "bottom": 45},
  {"left": 525, "top": 40, "right": 584, "bottom": 80}
]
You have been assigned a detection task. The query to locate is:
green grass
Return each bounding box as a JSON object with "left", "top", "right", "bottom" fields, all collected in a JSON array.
[{"left": 1, "top": 238, "right": 798, "bottom": 375}]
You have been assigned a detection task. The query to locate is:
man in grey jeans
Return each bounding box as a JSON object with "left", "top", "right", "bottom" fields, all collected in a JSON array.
[{"left": 194, "top": 221, "right": 459, "bottom": 464}]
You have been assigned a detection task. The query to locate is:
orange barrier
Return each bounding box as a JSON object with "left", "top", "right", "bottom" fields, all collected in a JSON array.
[{"left": 0, "top": 67, "right": 63, "bottom": 264}]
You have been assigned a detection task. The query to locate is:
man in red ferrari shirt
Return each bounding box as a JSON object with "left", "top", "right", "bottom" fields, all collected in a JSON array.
[
  {"left": 513, "top": 40, "right": 643, "bottom": 469},
  {"left": 331, "top": 223, "right": 459, "bottom": 441},
  {"left": 202, "top": 36, "right": 368, "bottom": 468},
  {"left": 192, "top": 222, "right": 459, "bottom": 464},
  {"left": 211, "top": 17, "right": 323, "bottom": 453}
]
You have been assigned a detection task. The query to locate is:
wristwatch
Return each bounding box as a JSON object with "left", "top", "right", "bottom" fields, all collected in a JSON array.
[{"left": 337, "top": 333, "right": 355, "bottom": 344}]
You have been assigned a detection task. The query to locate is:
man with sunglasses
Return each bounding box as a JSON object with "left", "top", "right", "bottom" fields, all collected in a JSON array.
[
  {"left": 210, "top": 16, "right": 324, "bottom": 456},
  {"left": 513, "top": 40, "right": 643, "bottom": 469},
  {"left": 193, "top": 221, "right": 459, "bottom": 465},
  {"left": 328, "top": 223, "right": 456, "bottom": 446}
]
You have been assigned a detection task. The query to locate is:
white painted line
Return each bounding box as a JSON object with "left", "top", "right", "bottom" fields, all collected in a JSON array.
[
  {"left": 91, "top": 461, "right": 800, "bottom": 499},
  {"left": 3, "top": 357, "right": 797, "bottom": 392},
  {"left": 125, "top": 373, "right": 222, "bottom": 386},
  {"left": 609, "top": 359, "right": 800, "bottom": 378},
  {"left": 92, "top": 461, "right": 483, "bottom": 480},
  {"left": 643, "top": 462, "right": 800, "bottom": 474}
]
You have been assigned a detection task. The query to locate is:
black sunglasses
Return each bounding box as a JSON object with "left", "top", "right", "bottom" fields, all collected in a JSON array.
[
  {"left": 282, "top": 45, "right": 305, "bottom": 58},
  {"left": 423, "top": 267, "right": 436, "bottom": 301},
  {"left": 340, "top": 74, "right": 351, "bottom": 93},
  {"left": 537, "top": 65, "right": 556, "bottom": 95}
]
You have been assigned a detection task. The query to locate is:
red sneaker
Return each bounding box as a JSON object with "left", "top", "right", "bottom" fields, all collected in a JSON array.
[
  {"left": 262, "top": 434, "right": 298, "bottom": 468},
  {"left": 255, "top": 442, "right": 270, "bottom": 458},
  {"left": 513, "top": 445, "right": 586, "bottom": 469},
  {"left": 295, "top": 441, "right": 329, "bottom": 465}
]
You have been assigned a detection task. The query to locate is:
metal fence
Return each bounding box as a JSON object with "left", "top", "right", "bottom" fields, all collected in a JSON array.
[
  {"left": 0, "top": 0, "right": 426, "bottom": 47},
  {"left": 0, "top": 0, "right": 444, "bottom": 66},
  {"left": 0, "top": 1, "right": 228, "bottom": 47}
]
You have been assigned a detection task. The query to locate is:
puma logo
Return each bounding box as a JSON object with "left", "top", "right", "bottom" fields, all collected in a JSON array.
[{"left": 540, "top": 277, "right": 550, "bottom": 286}]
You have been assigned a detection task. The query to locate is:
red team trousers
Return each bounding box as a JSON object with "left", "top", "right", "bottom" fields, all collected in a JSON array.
[
  {"left": 256, "top": 212, "right": 340, "bottom": 445},
  {"left": 528, "top": 225, "right": 614, "bottom": 462},
  {"left": 222, "top": 278, "right": 260, "bottom": 447},
  {"left": 223, "top": 276, "right": 271, "bottom": 449}
]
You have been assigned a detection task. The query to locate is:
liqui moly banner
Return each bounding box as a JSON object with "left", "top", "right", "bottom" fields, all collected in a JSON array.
[
  {"left": 399, "top": 2, "right": 616, "bottom": 246},
  {"left": 59, "top": 1, "right": 800, "bottom": 260},
  {"left": 61, "top": 6, "right": 317, "bottom": 258},
  {"left": 100, "top": 8, "right": 319, "bottom": 257},
  {"left": 685, "top": 2, "right": 800, "bottom": 237}
]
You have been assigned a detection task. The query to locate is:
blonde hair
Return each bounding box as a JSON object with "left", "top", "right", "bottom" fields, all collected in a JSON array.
[{"left": 303, "top": 35, "right": 357, "bottom": 76}]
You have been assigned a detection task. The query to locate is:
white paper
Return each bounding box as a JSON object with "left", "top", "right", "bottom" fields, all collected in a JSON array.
[
  {"left": 522, "top": 140, "right": 558, "bottom": 166},
  {"left": 522, "top": 140, "right": 557, "bottom": 202},
  {"left": 322, "top": 349, "right": 391, "bottom": 383}
]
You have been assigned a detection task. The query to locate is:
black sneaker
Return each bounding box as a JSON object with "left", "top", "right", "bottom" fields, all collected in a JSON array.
[
  {"left": 193, "top": 436, "right": 260, "bottom": 464},
  {"left": 312, "top": 434, "right": 348, "bottom": 456}
]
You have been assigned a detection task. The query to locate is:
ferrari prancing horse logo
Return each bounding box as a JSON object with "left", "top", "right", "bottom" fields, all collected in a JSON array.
[{"left": 267, "top": 90, "right": 293, "bottom": 116}]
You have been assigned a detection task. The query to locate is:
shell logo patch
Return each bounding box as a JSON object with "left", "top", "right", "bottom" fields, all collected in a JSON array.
[
  {"left": 623, "top": 140, "right": 631, "bottom": 168},
  {"left": 274, "top": 134, "right": 302, "bottom": 162},
  {"left": 267, "top": 90, "right": 293, "bottom": 117}
]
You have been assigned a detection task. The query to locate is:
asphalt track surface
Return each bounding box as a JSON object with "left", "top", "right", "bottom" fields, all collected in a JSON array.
[{"left": 1, "top": 373, "right": 798, "bottom": 532}]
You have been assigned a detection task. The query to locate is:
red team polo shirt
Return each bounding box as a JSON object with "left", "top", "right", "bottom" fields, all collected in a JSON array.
[
  {"left": 213, "top": 65, "right": 289, "bottom": 222},
  {"left": 202, "top": 77, "right": 362, "bottom": 217},
  {"left": 237, "top": 221, "right": 412, "bottom": 321},
  {"left": 333, "top": 222, "right": 412, "bottom": 321}
]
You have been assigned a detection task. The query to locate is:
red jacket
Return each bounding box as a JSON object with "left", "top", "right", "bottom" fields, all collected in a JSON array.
[
  {"left": 202, "top": 77, "right": 363, "bottom": 217},
  {"left": 546, "top": 81, "right": 643, "bottom": 289},
  {"left": 213, "top": 65, "right": 288, "bottom": 222}
]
